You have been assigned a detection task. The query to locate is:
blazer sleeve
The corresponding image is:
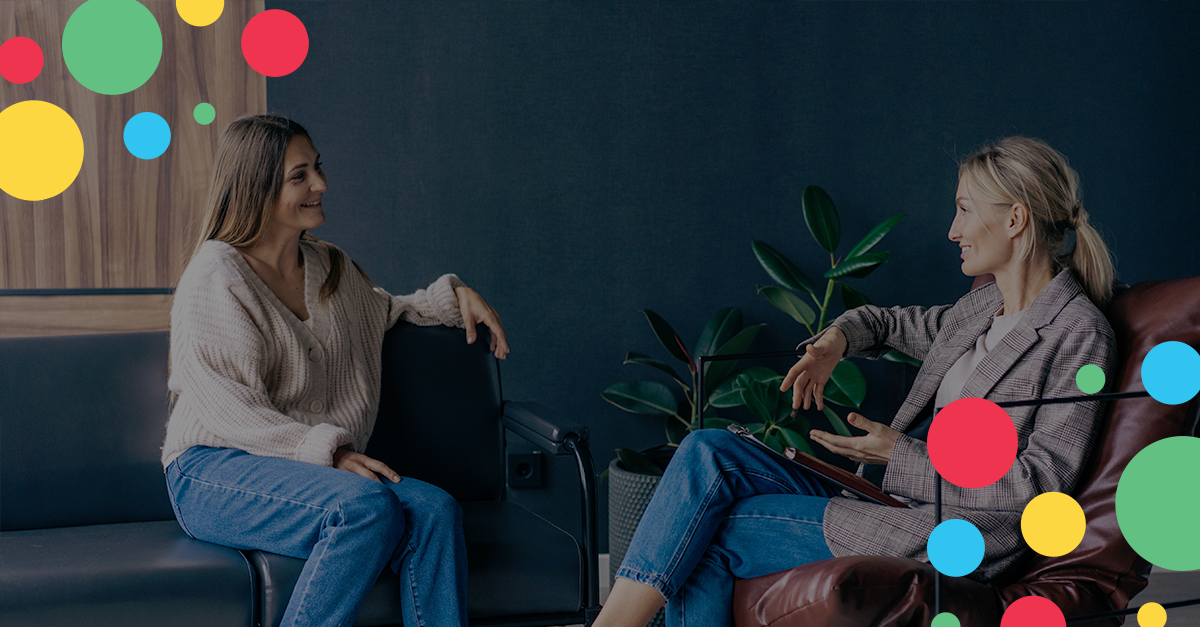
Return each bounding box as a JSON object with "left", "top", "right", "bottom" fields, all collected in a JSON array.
[
  {"left": 797, "top": 303, "right": 956, "bottom": 362},
  {"left": 879, "top": 313, "right": 1117, "bottom": 510},
  {"left": 171, "top": 282, "right": 355, "bottom": 466},
  {"left": 380, "top": 273, "right": 466, "bottom": 329}
]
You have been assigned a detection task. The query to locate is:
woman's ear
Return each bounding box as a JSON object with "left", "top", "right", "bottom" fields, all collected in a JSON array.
[{"left": 1006, "top": 203, "right": 1030, "bottom": 239}]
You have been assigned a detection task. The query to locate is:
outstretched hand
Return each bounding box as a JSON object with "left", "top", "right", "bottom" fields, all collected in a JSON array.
[
  {"left": 809, "top": 412, "right": 901, "bottom": 465},
  {"left": 455, "top": 286, "right": 510, "bottom": 360}
]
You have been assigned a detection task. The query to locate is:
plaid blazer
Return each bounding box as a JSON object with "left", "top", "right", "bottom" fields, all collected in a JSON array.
[{"left": 802, "top": 269, "right": 1117, "bottom": 583}]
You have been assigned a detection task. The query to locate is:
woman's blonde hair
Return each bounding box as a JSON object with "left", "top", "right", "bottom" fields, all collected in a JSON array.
[
  {"left": 181, "top": 114, "right": 360, "bottom": 301},
  {"left": 959, "top": 136, "right": 1116, "bottom": 309}
]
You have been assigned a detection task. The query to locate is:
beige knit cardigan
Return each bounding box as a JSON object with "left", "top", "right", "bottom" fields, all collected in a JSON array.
[{"left": 161, "top": 239, "right": 464, "bottom": 469}]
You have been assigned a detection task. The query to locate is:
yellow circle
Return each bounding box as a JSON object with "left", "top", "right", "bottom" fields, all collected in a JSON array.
[
  {"left": 1137, "top": 602, "right": 1167, "bottom": 627},
  {"left": 1020, "top": 492, "right": 1086, "bottom": 557},
  {"left": 0, "top": 101, "right": 85, "bottom": 202},
  {"left": 176, "top": 0, "right": 224, "bottom": 27}
]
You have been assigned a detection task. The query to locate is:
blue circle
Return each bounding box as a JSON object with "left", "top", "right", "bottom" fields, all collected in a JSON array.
[
  {"left": 1143, "top": 341, "right": 1200, "bottom": 405},
  {"left": 123, "top": 112, "right": 170, "bottom": 159},
  {"left": 927, "top": 519, "right": 984, "bottom": 577}
]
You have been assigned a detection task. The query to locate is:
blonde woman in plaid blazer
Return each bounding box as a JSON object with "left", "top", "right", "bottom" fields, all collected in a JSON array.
[{"left": 596, "top": 137, "right": 1118, "bottom": 627}]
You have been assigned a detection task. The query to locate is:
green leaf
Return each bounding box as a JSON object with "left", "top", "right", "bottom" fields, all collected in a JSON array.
[
  {"left": 695, "top": 308, "right": 742, "bottom": 362},
  {"left": 641, "top": 309, "right": 693, "bottom": 367},
  {"left": 666, "top": 413, "right": 690, "bottom": 445},
  {"left": 822, "top": 405, "right": 853, "bottom": 437},
  {"left": 737, "top": 375, "right": 779, "bottom": 423},
  {"left": 748, "top": 422, "right": 766, "bottom": 436},
  {"left": 763, "top": 432, "right": 786, "bottom": 455},
  {"left": 709, "top": 366, "right": 780, "bottom": 408},
  {"left": 691, "top": 417, "right": 737, "bottom": 432},
  {"left": 824, "top": 252, "right": 888, "bottom": 280},
  {"left": 751, "top": 241, "right": 815, "bottom": 295},
  {"left": 624, "top": 352, "right": 686, "bottom": 388},
  {"left": 602, "top": 381, "right": 679, "bottom": 416},
  {"left": 844, "top": 214, "right": 907, "bottom": 260},
  {"left": 702, "top": 324, "right": 765, "bottom": 393},
  {"left": 881, "top": 350, "right": 923, "bottom": 367},
  {"left": 840, "top": 283, "right": 872, "bottom": 310},
  {"left": 779, "top": 427, "right": 816, "bottom": 456},
  {"left": 757, "top": 286, "right": 816, "bottom": 326},
  {"left": 616, "top": 448, "right": 663, "bottom": 476},
  {"left": 802, "top": 186, "right": 841, "bottom": 254},
  {"left": 822, "top": 361, "right": 867, "bottom": 409}
]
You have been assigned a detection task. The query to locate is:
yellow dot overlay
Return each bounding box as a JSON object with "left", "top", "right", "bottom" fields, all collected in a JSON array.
[
  {"left": 1021, "top": 492, "right": 1086, "bottom": 557},
  {"left": 176, "top": 0, "right": 224, "bottom": 27},
  {"left": 0, "top": 101, "right": 85, "bottom": 202},
  {"left": 1137, "top": 602, "right": 1166, "bottom": 627}
]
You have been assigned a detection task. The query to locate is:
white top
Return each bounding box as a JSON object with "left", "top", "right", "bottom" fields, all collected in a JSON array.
[
  {"left": 934, "top": 306, "right": 1028, "bottom": 410},
  {"left": 162, "top": 238, "right": 465, "bottom": 468}
]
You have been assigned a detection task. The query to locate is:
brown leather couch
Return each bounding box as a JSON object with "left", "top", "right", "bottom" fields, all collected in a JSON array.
[{"left": 733, "top": 276, "right": 1200, "bottom": 627}]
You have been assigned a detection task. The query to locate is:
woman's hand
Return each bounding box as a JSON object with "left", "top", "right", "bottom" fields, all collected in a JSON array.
[
  {"left": 333, "top": 446, "right": 402, "bottom": 483},
  {"left": 809, "top": 413, "right": 901, "bottom": 465},
  {"left": 454, "top": 286, "right": 511, "bottom": 360},
  {"left": 780, "top": 326, "right": 847, "bottom": 411}
]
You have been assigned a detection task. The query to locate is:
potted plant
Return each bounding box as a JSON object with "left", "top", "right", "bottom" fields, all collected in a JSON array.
[{"left": 745, "top": 184, "right": 918, "bottom": 440}]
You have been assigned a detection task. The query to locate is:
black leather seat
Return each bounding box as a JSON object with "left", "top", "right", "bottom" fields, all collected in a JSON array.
[
  {"left": 0, "top": 332, "right": 255, "bottom": 627},
  {"left": 0, "top": 324, "right": 599, "bottom": 627}
]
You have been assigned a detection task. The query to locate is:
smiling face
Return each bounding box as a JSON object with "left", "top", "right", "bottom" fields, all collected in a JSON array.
[
  {"left": 270, "top": 135, "right": 327, "bottom": 235},
  {"left": 948, "top": 175, "right": 1021, "bottom": 277}
]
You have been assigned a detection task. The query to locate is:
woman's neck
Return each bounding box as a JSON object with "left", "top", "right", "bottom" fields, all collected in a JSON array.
[
  {"left": 991, "top": 260, "right": 1055, "bottom": 315},
  {"left": 239, "top": 227, "right": 304, "bottom": 278}
]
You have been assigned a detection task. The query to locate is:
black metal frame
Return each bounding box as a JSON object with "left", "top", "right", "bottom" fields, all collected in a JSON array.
[{"left": 695, "top": 351, "right": 1200, "bottom": 623}]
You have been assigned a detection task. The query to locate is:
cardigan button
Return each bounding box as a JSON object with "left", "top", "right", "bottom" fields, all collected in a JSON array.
[
  {"left": 309, "top": 347, "right": 323, "bottom": 362},
  {"left": 310, "top": 399, "right": 325, "bottom": 413}
]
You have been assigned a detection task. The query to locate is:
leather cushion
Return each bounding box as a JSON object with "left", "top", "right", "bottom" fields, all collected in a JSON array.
[
  {"left": 250, "top": 500, "right": 582, "bottom": 626},
  {"left": 0, "top": 332, "right": 175, "bottom": 530},
  {"left": 0, "top": 521, "right": 254, "bottom": 627}
]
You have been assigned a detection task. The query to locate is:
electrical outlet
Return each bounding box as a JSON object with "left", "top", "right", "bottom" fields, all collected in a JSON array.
[{"left": 507, "top": 452, "right": 544, "bottom": 489}]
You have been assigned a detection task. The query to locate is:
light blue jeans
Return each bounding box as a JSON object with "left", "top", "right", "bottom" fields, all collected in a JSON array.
[
  {"left": 614, "top": 429, "right": 840, "bottom": 627},
  {"left": 165, "top": 446, "right": 468, "bottom": 627}
]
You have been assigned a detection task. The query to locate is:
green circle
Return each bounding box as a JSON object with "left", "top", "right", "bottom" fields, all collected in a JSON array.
[
  {"left": 1116, "top": 436, "right": 1200, "bottom": 571},
  {"left": 1076, "top": 364, "right": 1105, "bottom": 394},
  {"left": 62, "top": 0, "right": 163, "bottom": 96},
  {"left": 931, "top": 613, "right": 961, "bottom": 627},
  {"left": 193, "top": 103, "right": 216, "bottom": 125}
]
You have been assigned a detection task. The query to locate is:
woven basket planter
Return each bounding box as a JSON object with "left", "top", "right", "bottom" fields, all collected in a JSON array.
[{"left": 608, "top": 457, "right": 667, "bottom": 627}]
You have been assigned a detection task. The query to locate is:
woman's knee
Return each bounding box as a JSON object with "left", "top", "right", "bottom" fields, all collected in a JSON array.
[
  {"left": 338, "top": 481, "right": 406, "bottom": 541},
  {"left": 677, "top": 428, "right": 739, "bottom": 459},
  {"left": 397, "top": 480, "right": 463, "bottom": 532}
]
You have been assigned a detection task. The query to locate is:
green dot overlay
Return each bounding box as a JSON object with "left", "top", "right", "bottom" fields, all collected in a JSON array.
[
  {"left": 62, "top": 0, "right": 163, "bottom": 96},
  {"left": 1116, "top": 436, "right": 1200, "bottom": 571},
  {"left": 193, "top": 103, "right": 216, "bottom": 125},
  {"left": 932, "top": 613, "right": 961, "bottom": 627},
  {"left": 1076, "top": 364, "right": 1105, "bottom": 394}
]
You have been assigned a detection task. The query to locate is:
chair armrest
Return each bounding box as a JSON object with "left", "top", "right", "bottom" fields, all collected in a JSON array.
[{"left": 503, "top": 401, "right": 590, "bottom": 455}]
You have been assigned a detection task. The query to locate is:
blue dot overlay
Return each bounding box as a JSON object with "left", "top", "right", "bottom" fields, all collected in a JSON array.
[
  {"left": 123, "top": 112, "right": 171, "bottom": 159},
  {"left": 927, "top": 519, "right": 984, "bottom": 577},
  {"left": 1142, "top": 341, "right": 1200, "bottom": 405}
]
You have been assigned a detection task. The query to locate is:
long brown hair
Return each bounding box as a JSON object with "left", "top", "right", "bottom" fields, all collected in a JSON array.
[
  {"left": 959, "top": 136, "right": 1116, "bottom": 309},
  {"left": 181, "top": 114, "right": 355, "bottom": 301}
]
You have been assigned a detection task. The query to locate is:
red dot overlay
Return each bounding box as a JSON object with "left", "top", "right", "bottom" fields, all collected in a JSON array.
[
  {"left": 1000, "top": 595, "right": 1065, "bottom": 627},
  {"left": 928, "top": 397, "right": 1017, "bottom": 489},
  {"left": 241, "top": 10, "right": 309, "bottom": 78},
  {"left": 0, "top": 36, "right": 44, "bottom": 84}
]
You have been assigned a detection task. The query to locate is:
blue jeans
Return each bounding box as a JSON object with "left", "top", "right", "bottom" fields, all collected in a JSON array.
[
  {"left": 165, "top": 446, "right": 468, "bottom": 627},
  {"left": 614, "top": 429, "right": 840, "bottom": 627}
]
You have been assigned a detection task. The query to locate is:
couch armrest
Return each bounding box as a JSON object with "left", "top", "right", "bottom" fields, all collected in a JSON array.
[{"left": 503, "top": 401, "right": 589, "bottom": 455}]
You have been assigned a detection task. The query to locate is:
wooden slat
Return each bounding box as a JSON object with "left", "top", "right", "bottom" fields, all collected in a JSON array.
[
  {"left": 0, "top": 0, "right": 266, "bottom": 290},
  {"left": 0, "top": 294, "right": 172, "bottom": 337}
]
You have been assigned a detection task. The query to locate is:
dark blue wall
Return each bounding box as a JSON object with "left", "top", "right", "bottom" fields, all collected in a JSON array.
[{"left": 267, "top": 0, "right": 1200, "bottom": 551}]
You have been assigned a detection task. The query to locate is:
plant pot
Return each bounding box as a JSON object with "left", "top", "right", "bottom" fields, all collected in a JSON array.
[{"left": 608, "top": 457, "right": 667, "bottom": 627}]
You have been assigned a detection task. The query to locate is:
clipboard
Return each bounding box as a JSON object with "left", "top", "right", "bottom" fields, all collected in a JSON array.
[{"left": 727, "top": 424, "right": 913, "bottom": 509}]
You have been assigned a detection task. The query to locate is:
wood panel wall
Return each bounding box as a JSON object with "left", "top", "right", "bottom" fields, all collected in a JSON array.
[{"left": 0, "top": 0, "right": 266, "bottom": 336}]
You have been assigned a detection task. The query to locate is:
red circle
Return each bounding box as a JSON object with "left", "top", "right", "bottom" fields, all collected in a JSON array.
[
  {"left": 0, "top": 36, "right": 44, "bottom": 84},
  {"left": 1000, "top": 595, "right": 1065, "bottom": 627},
  {"left": 241, "top": 10, "right": 309, "bottom": 78},
  {"left": 928, "top": 397, "right": 1018, "bottom": 489}
]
